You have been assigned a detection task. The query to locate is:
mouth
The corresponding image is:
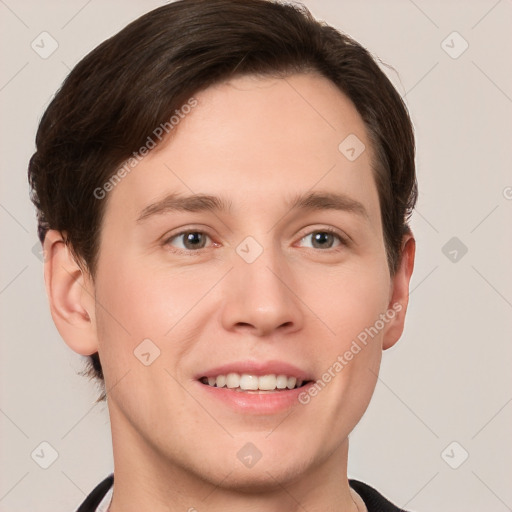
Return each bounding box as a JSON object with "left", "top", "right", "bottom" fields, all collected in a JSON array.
[
  {"left": 195, "top": 361, "right": 314, "bottom": 414},
  {"left": 198, "top": 373, "right": 312, "bottom": 392}
]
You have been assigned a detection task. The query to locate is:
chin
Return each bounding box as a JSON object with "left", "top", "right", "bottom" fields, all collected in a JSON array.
[
  {"left": 198, "top": 441, "right": 319, "bottom": 493},
  {"left": 211, "top": 461, "right": 309, "bottom": 494}
]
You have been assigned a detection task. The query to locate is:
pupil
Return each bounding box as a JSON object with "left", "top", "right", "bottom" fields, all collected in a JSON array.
[
  {"left": 313, "top": 232, "right": 332, "bottom": 248},
  {"left": 185, "top": 232, "right": 204, "bottom": 248}
]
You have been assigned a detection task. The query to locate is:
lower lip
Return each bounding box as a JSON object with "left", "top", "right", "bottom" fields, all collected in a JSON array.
[{"left": 196, "top": 381, "right": 313, "bottom": 414}]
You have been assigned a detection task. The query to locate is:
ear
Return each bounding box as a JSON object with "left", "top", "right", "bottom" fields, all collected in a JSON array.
[
  {"left": 382, "top": 231, "right": 416, "bottom": 350},
  {"left": 43, "top": 230, "right": 99, "bottom": 355}
]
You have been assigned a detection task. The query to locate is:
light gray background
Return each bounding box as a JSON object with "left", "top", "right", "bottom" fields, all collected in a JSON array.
[{"left": 1, "top": 1, "right": 511, "bottom": 511}]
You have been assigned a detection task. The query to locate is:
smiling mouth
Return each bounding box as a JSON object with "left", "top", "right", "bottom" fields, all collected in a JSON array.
[{"left": 199, "top": 373, "right": 312, "bottom": 392}]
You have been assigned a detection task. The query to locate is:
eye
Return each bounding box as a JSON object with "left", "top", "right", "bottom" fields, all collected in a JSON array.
[
  {"left": 298, "top": 228, "right": 346, "bottom": 250},
  {"left": 165, "top": 231, "right": 212, "bottom": 251}
]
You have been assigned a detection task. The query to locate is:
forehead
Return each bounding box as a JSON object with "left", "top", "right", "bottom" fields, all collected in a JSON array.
[{"left": 104, "top": 72, "right": 380, "bottom": 226}]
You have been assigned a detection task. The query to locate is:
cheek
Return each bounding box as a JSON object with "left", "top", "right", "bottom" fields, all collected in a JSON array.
[
  {"left": 303, "top": 259, "right": 391, "bottom": 352},
  {"left": 92, "top": 252, "right": 220, "bottom": 382},
  {"left": 306, "top": 269, "right": 388, "bottom": 430},
  {"left": 318, "top": 262, "right": 389, "bottom": 399},
  {"left": 92, "top": 254, "right": 167, "bottom": 382},
  {"left": 95, "top": 253, "right": 203, "bottom": 336}
]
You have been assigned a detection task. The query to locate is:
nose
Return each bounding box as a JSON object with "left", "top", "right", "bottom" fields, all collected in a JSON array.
[{"left": 220, "top": 242, "right": 304, "bottom": 337}]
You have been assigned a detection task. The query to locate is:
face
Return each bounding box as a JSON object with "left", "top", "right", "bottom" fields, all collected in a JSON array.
[{"left": 84, "top": 73, "right": 409, "bottom": 490}]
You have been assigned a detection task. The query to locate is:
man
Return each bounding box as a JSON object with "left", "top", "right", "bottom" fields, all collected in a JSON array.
[{"left": 28, "top": 1, "right": 417, "bottom": 510}]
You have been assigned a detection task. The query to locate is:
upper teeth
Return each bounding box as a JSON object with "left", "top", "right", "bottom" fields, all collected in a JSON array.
[{"left": 203, "top": 373, "right": 303, "bottom": 391}]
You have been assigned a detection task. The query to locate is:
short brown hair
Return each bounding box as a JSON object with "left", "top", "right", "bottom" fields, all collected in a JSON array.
[{"left": 28, "top": 0, "right": 417, "bottom": 401}]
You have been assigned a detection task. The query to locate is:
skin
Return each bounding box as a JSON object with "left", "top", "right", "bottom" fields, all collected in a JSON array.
[{"left": 44, "top": 72, "right": 415, "bottom": 512}]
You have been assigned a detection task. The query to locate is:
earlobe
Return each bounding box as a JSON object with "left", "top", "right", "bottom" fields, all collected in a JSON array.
[
  {"left": 382, "top": 232, "right": 416, "bottom": 350},
  {"left": 43, "top": 230, "right": 99, "bottom": 355}
]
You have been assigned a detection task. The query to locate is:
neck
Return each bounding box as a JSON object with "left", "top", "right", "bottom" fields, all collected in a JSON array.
[{"left": 107, "top": 404, "right": 362, "bottom": 512}]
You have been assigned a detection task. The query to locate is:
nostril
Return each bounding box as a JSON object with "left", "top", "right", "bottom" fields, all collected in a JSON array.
[{"left": 235, "top": 322, "right": 253, "bottom": 328}]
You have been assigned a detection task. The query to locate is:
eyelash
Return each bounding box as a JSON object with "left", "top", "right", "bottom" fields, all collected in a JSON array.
[{"left": 163, "top": 227, "right": 349, "bottom": 254}]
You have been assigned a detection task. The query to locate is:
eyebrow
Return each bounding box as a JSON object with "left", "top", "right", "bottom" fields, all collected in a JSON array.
[
  {"left": 137, "top": 193, "right": 233, "bottom": 222},
  {"left": 136, "top": 191, "right": 369, "bottom": 222},
  {"left": 289, "top": 191, "right": 369, "bottom": 220}
]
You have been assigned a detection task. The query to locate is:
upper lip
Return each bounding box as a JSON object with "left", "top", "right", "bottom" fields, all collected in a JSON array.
[{"left": 195, "top": 360, "right": 312, "bottom": 381}]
